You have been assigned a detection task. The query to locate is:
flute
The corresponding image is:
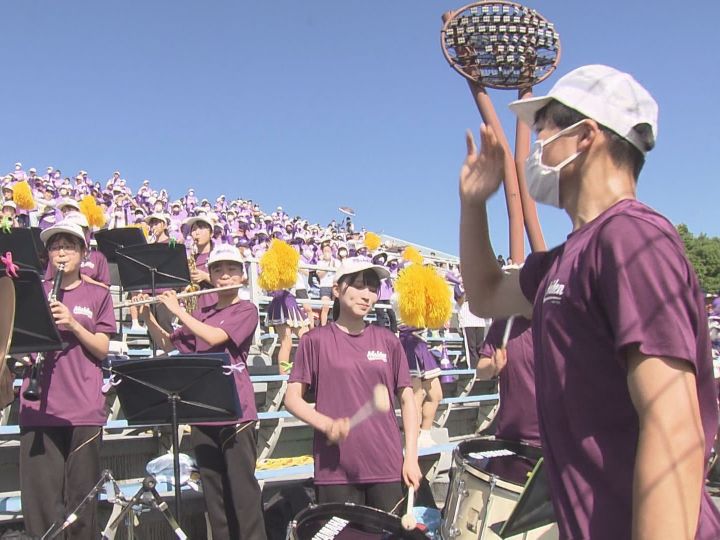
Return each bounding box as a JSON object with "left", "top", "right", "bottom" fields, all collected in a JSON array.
[
  {"left": 24, "top": 263, "right": 65, "bottom": 401},
  {"left": 114, "top": 284, "right": 242, "bottom": 309}
]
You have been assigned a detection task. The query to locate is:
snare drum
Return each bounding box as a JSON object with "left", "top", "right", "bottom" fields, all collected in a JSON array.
[
  {"left": 288, "top": 502, "right": 429, "bottom": 539},
  {"left": 441, "top": 438, "right": 558, "bottom": 539}
]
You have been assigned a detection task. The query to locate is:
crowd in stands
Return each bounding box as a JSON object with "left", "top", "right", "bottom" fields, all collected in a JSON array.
[{"left": 0, "top": 162, "right": 466, "bottom": 327}]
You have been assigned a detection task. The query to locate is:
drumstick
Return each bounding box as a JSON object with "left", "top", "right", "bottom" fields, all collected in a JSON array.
[
  {"left": 401, "top": 486, "right": 416, "bottom": 530},
  {"left": 501, "top": 315, "right": 516, "bottom": 350},
  {"left": 348, "top": 384, "right": 390, "bottom": 429}
]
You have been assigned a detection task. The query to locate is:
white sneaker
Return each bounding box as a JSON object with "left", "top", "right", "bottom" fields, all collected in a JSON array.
[
  {"left": 418, "top": 430, "right": 435, "bottom": 448},
  {"left": 129, "top": 322, "right": 144, "bottom": 333}
]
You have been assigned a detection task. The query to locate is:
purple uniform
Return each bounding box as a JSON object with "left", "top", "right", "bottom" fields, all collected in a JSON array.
[
  {"left": 170, "top": 300, "right": 258, "bottom": 425},
  {"left": 289, "top": 324, "right": 412, "bottom": 485},
  {"left": 398, "top": 327, "right": 441, "bottom": 379},
  {"left": 20, "top": 282, "right": 116, "bottom": 426},
  {"left": 479, "top": 317, "right": 540, "bottom": 446},
  {"left": 519, "top": 200, "right": 720, "bottom": 539}
]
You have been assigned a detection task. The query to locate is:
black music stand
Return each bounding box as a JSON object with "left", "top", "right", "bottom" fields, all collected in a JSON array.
[
  {"left": 492, "top": 457, "right": 556, "bottom": 538},
  {"left": 111, "top": 354, "right": 241, "bottom": 520},
  {"left": 94, "top": 227, "right": 147, "bottom": 264},
  {"left": 115, "top": 243, "right": 189, "bottom": 292},
  {"left": 5, "top": 268, "right": 63, "bottom": 354},
  {"left": 0, "top": 228, "right": 45, "bottom": 272},
  {"left": 115, "top": 243, "right": 190, "bottom": 355}
]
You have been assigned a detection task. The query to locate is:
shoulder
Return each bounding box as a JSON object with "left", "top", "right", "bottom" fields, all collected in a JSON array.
[
  {"left": 367, "top": 324, "right": 402, "bottom": 348},
  {"left": 81, "top": 281, "right": 112, "bottom": 300},
  {"left": 302, "top": 324, "right": 334, "bottom": 343},
  {"left": 594, "top": 201, "right": 685, "bottom": 258}
]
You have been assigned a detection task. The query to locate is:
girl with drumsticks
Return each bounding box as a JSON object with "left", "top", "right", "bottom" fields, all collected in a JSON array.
[
  {"left": 138, "top": 243, "right": 266, "bottom": 540},
  {"left": 20, "top": 220, "right": 116, "bottom": 539},
  {"left": 284, "top": 260, "right": 422, "bottom": 513}
]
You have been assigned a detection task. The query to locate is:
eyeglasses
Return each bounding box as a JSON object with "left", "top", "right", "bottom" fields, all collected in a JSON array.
[{"left": 48, "top": 243, "right": 80, "bottom": 252}]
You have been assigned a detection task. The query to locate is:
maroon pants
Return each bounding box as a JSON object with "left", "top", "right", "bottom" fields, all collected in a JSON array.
[
  {"left": 20, "top": 426, "right": 102, "bottom": 539},
  {"left": 191, "top": 421, "right": 267, "bottom": 540}
]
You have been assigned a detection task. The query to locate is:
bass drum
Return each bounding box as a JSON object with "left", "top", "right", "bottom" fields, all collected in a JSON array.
[
  {"left": 441, "top": 438, "right": 557, "bottom": 539},
  {"left": 287, "top": 502, "right": 429, "bottom": 539}
]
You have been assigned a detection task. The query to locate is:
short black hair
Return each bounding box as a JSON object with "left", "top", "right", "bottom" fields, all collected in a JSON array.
[{"left": 534, "top": 100, "right": 649, "bottom": 180}]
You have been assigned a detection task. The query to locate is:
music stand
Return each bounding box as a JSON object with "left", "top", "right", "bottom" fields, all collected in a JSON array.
[
  {"left": 94, "top": 227, "right": 147, "bottom": 264},
  {"left": 0, "top": 228, "right": 45, "bottom": 271},
  {"left": 4, "top": 268, "right": 63, "bottom": 354},
  {"left": 111, "top": 354, "right": 241, "bottom": 519},
  {"left": 115, "top": 243, "right": 190, "bottom": 292},
  {"left": 492, "top": 457, "right": 557, "bottom": 538}
]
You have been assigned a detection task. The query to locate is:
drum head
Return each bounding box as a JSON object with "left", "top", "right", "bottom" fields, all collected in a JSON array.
[
  {"left": 292, "top": 503, "right": 428, "bottom": 539},
  {"left": 0, "top": 276, "right": 16, "bottom": 409},
  {"left": 456, "top": 438, "right": 542, "bottom": 487}
]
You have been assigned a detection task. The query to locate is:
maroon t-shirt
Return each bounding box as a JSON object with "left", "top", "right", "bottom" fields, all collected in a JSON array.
[
  {"left": 480, "top": 317, "right": 540, "bottom": 446},
  {"left": 20, "top": 282, "right": 116, "bottom": 426},
  {"left": 45, "top": 250, "right": 111, "bottom": 286},
  {"left": 289, "top": 323, "right": 412, "bottom": 485},
  {"left": 170, "top": 300, "right": 258, "bottom": 425},
  {"left": 519, "top": 199, "right": 720, "bottom": 540}
]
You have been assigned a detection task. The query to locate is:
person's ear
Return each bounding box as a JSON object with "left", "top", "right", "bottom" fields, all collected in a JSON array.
[{"left": 576, "top": 120, "right": 600, "bottom": 153}]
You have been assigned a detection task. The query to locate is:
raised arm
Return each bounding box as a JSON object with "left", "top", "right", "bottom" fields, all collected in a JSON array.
[{"left": 459, "top": 125, "right": 532, "bottom": 319}]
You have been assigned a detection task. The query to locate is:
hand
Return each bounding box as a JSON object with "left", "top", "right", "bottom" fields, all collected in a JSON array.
[
  {"left": 493, "top": 348, "right": 507, "bottom": 376},
  {"left": 49, "top": 301, "right": 77, "bottom": 331},
  {"left": 459, "top": 124, "right": 505, "bottom": 207},
  {"left": 190, "top": 268, "right": 209, "bottom": 284},
  {"left": 402, "top": 457, "right": 422, "bottom": 491},
  {"left": 157, "top": 291, "right": 182, "bottom": 316},
  {"left": 136, "top": 294, "right": 152, "bottom": 322},
  {"left": 324, "top": 417, "right": 350, "bottom": 444}
]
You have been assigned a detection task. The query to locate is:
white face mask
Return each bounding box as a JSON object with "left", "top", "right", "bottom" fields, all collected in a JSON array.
[{"left": 525, "top": 121, "right": 586, "bottom": 208}]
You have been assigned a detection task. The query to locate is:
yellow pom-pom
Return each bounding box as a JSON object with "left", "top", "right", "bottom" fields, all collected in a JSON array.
[
  {"left": 78, "top": 195, "right": 106, "bottom": 228},
  {"left": 402, "top": 246, "right": 423, "bottom": 265},
  {"left": 395, "top": 264, "right": 452, "bottom": 329},
  {"left": 363, "top": 232, "right": 381, "bottom": 251},
  {"left": 258, "top": 239, "right": 299, "bottom": 291},
  {"left": 12, "top": 181, "right": 35, "bottom": 210}
]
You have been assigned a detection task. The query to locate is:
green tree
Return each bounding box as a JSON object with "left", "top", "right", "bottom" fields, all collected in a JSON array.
[{"left": 677, "top": 224, "right": 720, "bottom": 294}]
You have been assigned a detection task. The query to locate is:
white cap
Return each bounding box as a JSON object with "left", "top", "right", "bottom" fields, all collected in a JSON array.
[
  {"left": 334, "top": 259, "right": 390, "bottom": 283},
  {"left": 144, "top": 213, "right": 170, "bottom": 225},
  {"left": 28, "top": 168, "right": 36, "bottom": 173},
  {"left": 63, "top": 210, "right": 89, "bottom": 229},
  {"left": 207, "top": 244, "right": 244, "bottom": 267},
  {"left": 2, "top": 200, "right": 17, "bottom": 210},
  {"left": 40, "top": 220, "right": 87, "bottom": 247},
  {"left": 509, "top": 64, "right": 658, "bottom": 154},
  {"left": 57, "top": 198, "right": 80, "bottom": 211},
  {"left": 184, "top": 215, "right": 215, "bottom": 229}
]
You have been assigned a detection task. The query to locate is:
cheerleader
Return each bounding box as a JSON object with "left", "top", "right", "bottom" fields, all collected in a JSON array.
[
  {"left": 139, "top": 244, "right": 266, "bottom": 540},
  {"left": 20, "top": 220, "right": 115, "bottom": 539},
  {"left": 267, "top": 288, "right": 310, "bottom": 374},
  {"left": 398, "top": 326, "right": 443, "bottom": 448},
  {"left": 284, "top": 260, "right": 421, "bottom": 512}
]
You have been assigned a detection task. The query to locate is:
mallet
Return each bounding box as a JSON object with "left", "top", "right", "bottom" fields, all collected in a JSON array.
[
  {"left": 401, "top": 486, "right": 417, "bottom": 530},
  {"left": 348, "top": 384, "right": 391, "bottom": 429}
]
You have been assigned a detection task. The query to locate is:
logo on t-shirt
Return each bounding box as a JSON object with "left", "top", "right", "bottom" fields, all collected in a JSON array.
[
  {"left": 543, "top": 279, "right": 565, "bottom": 304},
  {"left": 367, "top": 350, "right": 387, "bottom": 362},
  {"left": 73, "top": 306, "right": 94, "bottom": 319},
  {"left": 81, "top": 260, "right": 95, "bottom": 269}
]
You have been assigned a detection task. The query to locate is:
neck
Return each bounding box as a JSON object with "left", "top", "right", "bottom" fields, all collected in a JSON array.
[
  {"left": 216, "top": 293, "right": 239, "bottom": 309},
  {"left": 199, "top": 241, "right": 211, "bottom": 254},
  {"left": 60, "top": 271, "right": 82, "bottom": 290},
  {"left": 564, "top": 155, "right": 637, "bottom": 231},
  {"left": 334, "top": 315, "right": 366, "bottom": 335}
]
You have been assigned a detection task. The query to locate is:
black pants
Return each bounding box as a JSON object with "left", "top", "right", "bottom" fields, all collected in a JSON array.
[
  {"left": 20, "top": 426, "right": 102, "bottom": 540},
  {"left": 316, "top": 482, "right": 405, "bottom": 515},
  {"left": 462, "top": 326, "right": 485, "bottom": 369},
  {"left": 191, "top": 422, "right": 267, "bottom": 540},
  {"left": 374, "top": 306, "right": 398, "bottom": 333}
]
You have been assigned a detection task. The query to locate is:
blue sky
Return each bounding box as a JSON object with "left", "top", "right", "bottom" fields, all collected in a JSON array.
[{"left": 1, "top": 1, "right": 717, "bottom": 256}]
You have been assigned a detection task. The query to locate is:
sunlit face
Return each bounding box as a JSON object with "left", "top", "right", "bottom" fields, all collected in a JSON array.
[
  {"left": 149, "top": 218, "right": 167, "bottom": 237},
  {"left": 191, "top": 222, "right": 212, "bottom": 246},
  {"left": 334, "top": 270, "right": 380, "bottom": 319},
  {"left": 209, "top": 260, "right": 244, "bottom": 290},
  {"left": 47, "top": 233, "right": 85, "bottom": 275},
  {"left": 322, "top": 245, "right": 332, "bottom": 260},
  {"left": 2, "top": 206, "right": 16, "bottom": 218}
]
